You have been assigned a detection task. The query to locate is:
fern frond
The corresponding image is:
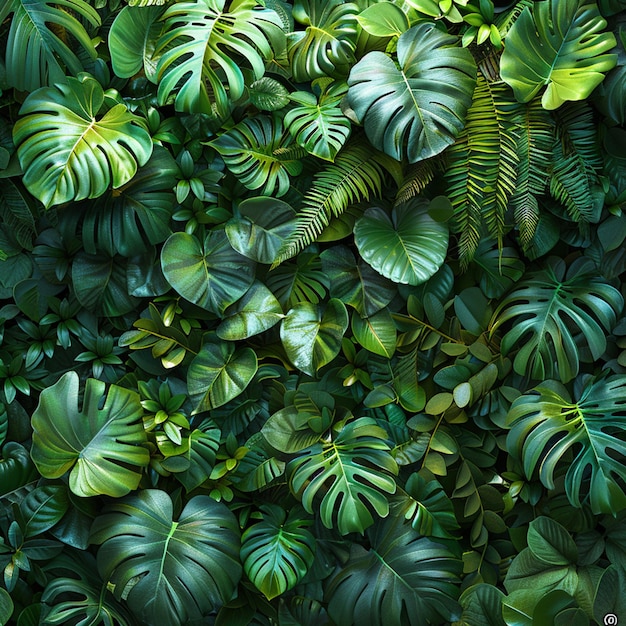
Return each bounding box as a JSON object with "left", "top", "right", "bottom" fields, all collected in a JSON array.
[
  {"left": 549, "top": 102, "right": 604, "bottom": 223},
  {"left": 272, "top": 140, "right": 400, "bottom": 265},
  {"left": 445, "top": 72, "right": 519, "bottom": 267},
  {"left": 396, "top": 155, "right": 446, "bottom": 205},
  {"left": 509, "top": 96, "right": 554, "bottom": 249}
]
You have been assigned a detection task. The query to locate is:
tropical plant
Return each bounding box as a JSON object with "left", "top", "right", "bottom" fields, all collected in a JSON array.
[{"left": 1, "top": 0, "right": 626, "bottom": 624}]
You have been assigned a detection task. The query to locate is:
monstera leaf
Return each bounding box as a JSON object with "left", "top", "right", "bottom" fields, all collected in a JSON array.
[
  {"left": 288, "top": 417, "right": 398, "bottom": 534},
  {"left": 501, "top": 0, "right": 617, "bottom": 110},
  {"left": 13, "top": 75, "right": 153, "bottom": 208},
  {"left": 161, "top": 231, "right": 256, "bottom": 315},
  {"left": 347, "top": 22, "right": 476, "bottom": 162},
  {"left": 241, "top": 504, "right": 315, "bottom": 600},
  {"left": 354, "top": 200, "right": 449, "bottom": 286},
  {"left": 506, "top": 375, "right": 626, "bottom": 514},
  {"left": 212, "top": 115, "right": 303, "bottom": 197},
  {"left": 287, "top": 0, "right": 359, "bottom": 82},
  {"left": 284, "top": 83, "right": 351, "bottom": 161},
  {"left": 30, "top": 372, "right": 149, "bottom": 498},
  {"left": 155, "top": 0, "right": 285, "bottom": 115},
  {"left": 280, "top": 298, "right": 349, "bottom": 376},
  {"left": 325, "top": 513, "right": 462, "bottom": 625},
  {"left": 490, "top": 259, "right": 623, "bottom": 382},
  {"left": 0, "top": 0, "right": 100, "bottom": 92},
  {"left": 90, "top": 490, "right": 242, "bottom": 626}
]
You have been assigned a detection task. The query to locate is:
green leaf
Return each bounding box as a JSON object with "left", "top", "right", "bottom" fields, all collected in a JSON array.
[
  {"left": 19, "top": 484, "right": 69, "bottom": 538},
  {"left": 225, "top": 196, "right": 297, "bottom": 264},
  {"left": 320, "top": 244, "right": 396, "bottom": 317},
  {"left": 459, "top": 583, "right": 506, "bottom": 626},
  {"left": 155, "top": 0, "right": 285, "bottom": 115},
  {"left": 13, "top": 75, "right": 153, "bottom": 208},
  {"left": 211, "top": 115, "right": 302, "bottom": 197},
  {"left": 287, "top": 0, "right": 359, "bottom": 82},
  {"left": 281, "top": 298, "right": 349, "bottom": 376},
  {"left": 347, "top": 22, "right": 476, "bottom": 162},
  {"left": 175, "top": 424, "right": 221, "bottom": 492},
  {"left": 454, "top": 287, "right": 491, "bottom": 336},
  {"left": 187, "top": 341, "right": 258, "bottom": 414},
  {"left": 91, "top": 490, "right": 242, "bottom": 625},
  {"left": 356, "top": 3, "right": 410, "bottom": 38},
  {"left": 473, "top": 242, "right": 525, "bottom": 299},
  {"left": 261, "top": 407, "right": 321, "bottom": 454},
  {"left": 527, "top": 517, "right": 578, "bottom": 566},
  {"left": 248, "top": 76, "right": 291, "bottom": 112},
  {"left": 594, "top": 564, "right": 626, "bottom": 624},
  {"left": 0, "top": 442, "right": 37, "bottom": 497},
  {"left": 351, "top": 308, "right": 397, "bottom": 358},
  {"left": 288, "top": 417, "right": 398, "bottom": 534},
  {"left": 266, "top": 252, "right": 330, "bottom": 308},
  {"left": 284, "top": 84, "right": 351, "bottom": 161},
  {"left": 31, "top": 372, "right": 149, "bottom": 498},
  {"left": 109, "top": 5, "right": 163, "bottom": 80},
  {"left": 0, "top": 588, "right": 13, "bottom": 626},
  {"left": 354, "top": 201, "right": 449, "bottom": 286},
  {"left": 161, "top": 231, "right": 256, "bottom": 315},
  {"left": 500, "top": 1, "right": 617, "bottom": 110},
  {"left": 326, "top": 513, "right": 462, "bottom": 625},
  {"left": 241, "top": 504, "right": 315, "bottom": 600},
  {"left": 217, "top": 281, "right": 284, "bottom": 341},
  {"left": 0, "top": 0, "right": 100, "bottom": 92},
  {"left": 506, "top": 375, "right": 626, "bottom": 514},
  {"left": 491, "top": 260, "right": 623, "bottom": 382}
]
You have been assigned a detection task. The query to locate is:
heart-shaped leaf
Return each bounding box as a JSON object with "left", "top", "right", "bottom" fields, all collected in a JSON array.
[
  {"left": 30, "top": 372, "right": 149, "bottom": 498},
  {"left": 354, "top": 200, "right": 449, "bottom": 286}
]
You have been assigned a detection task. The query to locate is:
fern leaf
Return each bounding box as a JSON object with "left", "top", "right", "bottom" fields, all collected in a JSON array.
[
  {"left": 272, "top": 140, "right": 400, "bottom": 265},
  {"left": 509, "top": 96, "right": 554, "bottom": 249},
  {"left": 445, "top": 72, "right": 519, "bottom": 267},
  {"left": 549, "top": 102, "right": 604, "bottom": 223},
  {"left": 396, "top": 156, "right": 446, "bottom": 205}
]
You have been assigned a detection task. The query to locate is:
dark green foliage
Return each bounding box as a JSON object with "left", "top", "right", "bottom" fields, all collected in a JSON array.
[{"left": 1, "top": 1, "right": 626, "bottom": 625}]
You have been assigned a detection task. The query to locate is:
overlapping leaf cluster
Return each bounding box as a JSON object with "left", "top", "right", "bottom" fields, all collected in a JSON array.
[{"left": 1, "top": 0, "right": 626, "bottom": 624}]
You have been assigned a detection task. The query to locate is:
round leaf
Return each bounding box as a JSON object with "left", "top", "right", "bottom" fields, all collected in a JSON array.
[
  {"left": 161, "top": 231, "right": 256, "bottom": 315},
  {"left": 351, "top": 308, "right": 397, "bottom": 358},
  {"left": 354, "top": 201, "right": 449, "bottom": 286}
]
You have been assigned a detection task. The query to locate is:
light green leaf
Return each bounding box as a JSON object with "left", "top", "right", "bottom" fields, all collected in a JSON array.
[
  {"left": 351, "top": 308, "right": 397, "bottom": 358},
  {"left": 241, "top": 504, "right": 315, "bottom": 600},
  {"left": 354, "top": 200, "right": 449, "bottom": 286},
  {"left": 31, "top": 372, "right": 149, "bottom": 498},
  {"left": 500, "top": 1, "right": 617, "bottom": 110},
  {"left": 187, "top": 341, "right": 258, "bottom": 414},
  {"left": 506, "top": 376, "right": 626, "bottom": 514},
  {"left": 248, "top": 76, "right": 291, "bottom": 111},
  {"left": 281, "top": 298, "right": 349, "bottom": 376},
  {"left": 225, "top": 196, "right": 297, "bottom": 264},
  {"left": 91, "top": 490, "right": 242, "bottom": 625},
  {"left": 0, "top": 0, "right": 100, "bottom": 92},
  {"left": 175, "top": 423, "right": 221, "bottom": 492},
  {"left": 261, "top": 407, "right": 322, "bottom": 454},
  {"left": 216, "top": 281, "right": 284, "bottom": 340},
  {"left": 347, "top": 22, "right": 476, "bottom": 162},
  {"left": 288, "top": 417, "right": 398, "bottom": 534},
  {"left": 155, "top": 0, "right": 285, "bottom": 115},
  {"left": 161, "top": 231, "right": 256, "bottom": 315},
  {"left": 356, "top": 3, "right": 410, "bottom": 37}
]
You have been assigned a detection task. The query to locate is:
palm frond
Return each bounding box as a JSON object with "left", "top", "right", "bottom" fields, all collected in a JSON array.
[
  {"left": 549, "top": 102, "right": 604, "bottom": 223},
  {"left": 272, "top": 139, "right": 401, "bottom": 265},
  {"left": 395, "top": 156, "right": 446, "bottom": 206},
  {"left": 509, "top": 96, "right": 555, "bottom": 249},
  {"left": 445, "top": 72, "right": 520, "bottom": 267}
]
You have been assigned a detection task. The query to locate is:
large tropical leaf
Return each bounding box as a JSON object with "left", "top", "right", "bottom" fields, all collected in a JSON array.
[
  {"left": 288, "top": 417, "right": 398, "bottom": 534},
  {"left": 30, "top": 372, "right": 149, "bottom": 498},
  {"left": 287, "top": 0, "right": 359, "bottom": 82},
  {"left": 155, "top": 0, "right": 285, "bottom": 115},
  {"left": 161, "top": 231, "right": 256, "bottom": 315},
  {"left": 13, "top": 75, "right": 153, "bottom": 208},
  {"left": 490, "top": 259, "right": 623, "bottom": 382},
  {"left": 0, "top": 0, "right": 100, "bottom": 92},
  {"left": 280, "top": 298, "right": 349, "bottom": 376},
  {"left": 241, "top": 504, "right": 315, "bottom": 600},
  {"left": 346, "top": 22, "right": 476, "bottom": 163},
  {"left": 284, "top": 83, "right": 351, "bottom": 161},
  {"left": 506, "top": 376, "right": 626, "bottom": 514},
  {"left": 90, "top": 489, "right": 242, "bottom": 626},
  {"left": 274, "top": 140, "right": 400, "bottom": 264},
  {"left": 500, "top": 0, "right": 617, "bottom": 110},
  {"left": 187, "top": 341, "right": 258, "bottom": 414},
  {"left": 325, "top": 512, "right": 462, "bottom": 626},
  {"left": 211, "top": 115, "right": 303, "bottom": 198},
  {"left": 444, "top": 72, "right": 519, "bottom": 265},
  {"left": 353, "top": 200, "right": 449, "bottom": 286}
]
